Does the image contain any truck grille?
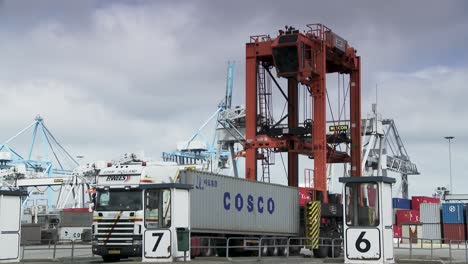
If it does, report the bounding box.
[95,218,140,246]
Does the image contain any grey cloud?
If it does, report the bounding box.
[0,1,466,196]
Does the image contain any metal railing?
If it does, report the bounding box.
[395,237,468,263]
[190,236,344,261]
[21,239,94,262]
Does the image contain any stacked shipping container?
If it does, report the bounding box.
[442,203,466,242]
[392,198,411,238]
[392,196,440,242]
[412,196,440,211]
[420,203,442,242]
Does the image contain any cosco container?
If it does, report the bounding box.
[442,203,465,224]
[420,203,441,224]
[411,196,440,211]
[392,198,411,209]
[396,210,420,225]
[179,170,300,236]
[421,223,442,242]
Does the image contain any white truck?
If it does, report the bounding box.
[91,160,300,262]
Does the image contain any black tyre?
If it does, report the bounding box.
[313,243,328,258]
[328,243,341,258]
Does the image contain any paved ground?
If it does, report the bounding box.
[20,244,468,263]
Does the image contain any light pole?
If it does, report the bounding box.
[444,136,454,193]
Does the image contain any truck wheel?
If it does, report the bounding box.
[312,244,328,258]
[102,255,120,262]
[277,239,289,256]
[328,244,341,258]
[267,243,278,256]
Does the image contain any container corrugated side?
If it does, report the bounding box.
[396,210,420,225]
[401,224,419,244]
[59,211,93,227]
[442,203,465,224]
[180,170,300,236]
[412,196,440,211]
[420,203,441,224]
[421,223,442,242]
[393,198,411,209]
[443,224,466,243]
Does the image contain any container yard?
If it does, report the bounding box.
[0,1,467,264]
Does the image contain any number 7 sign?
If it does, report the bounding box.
[144,230,171,258]
[346,229,381,260]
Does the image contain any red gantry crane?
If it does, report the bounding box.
[243,24,362,257]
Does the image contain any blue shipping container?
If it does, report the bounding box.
[393,198,411,209]
[442,203,465,224]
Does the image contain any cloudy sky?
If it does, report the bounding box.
[0,1,467,196]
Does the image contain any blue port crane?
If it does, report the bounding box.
[162,61,237,172]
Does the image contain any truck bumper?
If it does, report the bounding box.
[92,244,142,258]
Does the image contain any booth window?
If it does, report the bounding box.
[345,183,379,226]
[145,189,171,228]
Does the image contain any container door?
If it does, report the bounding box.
[0,195,21,260]
[143,189,172,260]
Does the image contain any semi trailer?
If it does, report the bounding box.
[91,159,342,262]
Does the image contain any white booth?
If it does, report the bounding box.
[339,176,395,264]
[0,189,27,263]
[142,183,191,263]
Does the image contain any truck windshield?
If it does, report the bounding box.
[96,190,142,211]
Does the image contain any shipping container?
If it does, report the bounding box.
[393,225,402,238]
[396,210,420,225]
[443,224,466,243]
[21,224,41,245]
[421,223,442,242]
[393,198,411,209]
[420,203,441,224]
[411,196,440,211]
[299,187,312,206]
[442,203,465,224]
[402,224,419,243]
[392,209,399,225]
[59,210,93,227]
[180,170,300,236]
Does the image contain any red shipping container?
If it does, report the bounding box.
[393,225,402,238]
[299,188,312,206]
[443,224,466,243]
[396,210,420,225]
[411,196,440,211]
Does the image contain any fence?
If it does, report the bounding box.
[21,239,95,262]
[395,237,468,263]
[21,236,468,263]
[191,236,343,261]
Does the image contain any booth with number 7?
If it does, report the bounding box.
[339,176,395,264]
[141,183,191,263]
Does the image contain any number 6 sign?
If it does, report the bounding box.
[346,229,380,260]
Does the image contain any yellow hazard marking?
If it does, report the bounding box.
[304,201,321,250]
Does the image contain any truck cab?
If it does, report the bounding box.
[91,161,185,262]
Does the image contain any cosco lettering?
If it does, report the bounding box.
[223,192,275,214]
